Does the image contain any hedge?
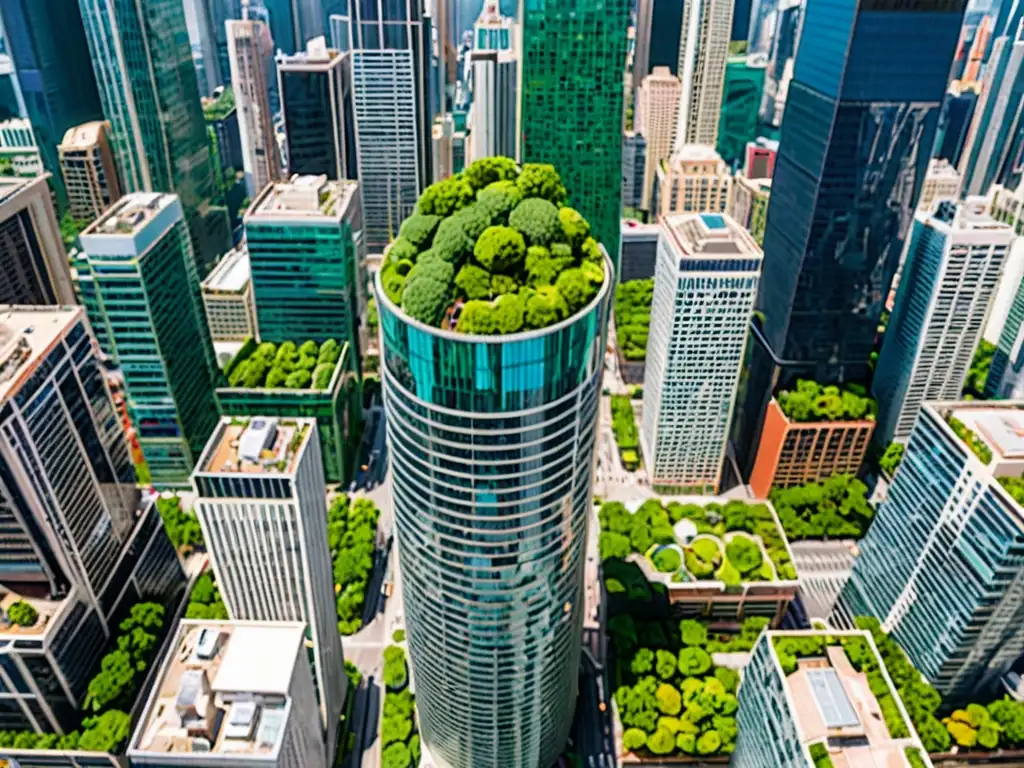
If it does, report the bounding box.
[328,495,380,635]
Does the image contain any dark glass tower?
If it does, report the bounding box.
[733,0,967,478]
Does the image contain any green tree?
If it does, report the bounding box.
[7,600,37,627]
[417,177,473,216]
[508,197,563,246]
[79,710,131,752]
[516,163,566,204]
[473,225,526,273]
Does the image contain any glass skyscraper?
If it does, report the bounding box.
[520,0,630,268]
[376,253,613,768]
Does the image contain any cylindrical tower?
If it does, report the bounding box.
[375,158,611,768]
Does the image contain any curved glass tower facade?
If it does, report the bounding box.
[377,258,611,768]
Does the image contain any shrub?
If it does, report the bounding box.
[382,267,406,305]
[312,363,334,389]
[622,727,646,751]
[382,742,412,768]
[453,203,492,240]
[401,276,449,326]
[455,263,492,300]
[725,535,763,574]
[559,206,590,248]
[398,213,440,250]
[7,601,37,627]
[509,198,563,246]
[647,726,676,754]
[285,369,311,389]
[386,237,418,265]
[524,286,568,329]
[880,442,905,476]
[656,683,682,715]
[555,268,597,313]
[477,180,523,222]
[680,620,708,648]
[456,300,497,334]
[432,216,474,263]
[949,415,994,464]
[491,274,517,295]
[417,177,473,216]
[463,156,518,190]
[516,163,566,204]
[474,225,526,273]
[652,548,681,573]
[770,475,875,541]
[777,379,876,422]
[678,647,712,676]
[494,293,525,334]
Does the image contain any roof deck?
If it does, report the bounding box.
[0,306,81,403]
[199,417,312,476]
[0,588,68,637]
[86,193,178,237]
[131,621,303,758]
[247,174,357,221]
[662,212,762,262]
[203,247,251,294]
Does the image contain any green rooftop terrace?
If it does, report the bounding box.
[378,156,607,335]
[777,379,877,423]
[225,339,342,390]
[203,86,235,121]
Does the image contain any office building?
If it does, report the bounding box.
[0,0,103,206]
[468,1,517,161]
[129,620,327,768]
[637,67,681,211]
[728,173,771,246]
[747,0,777,56]
[964,14,994,84]
[201,245,257,343]
[245,175,362,346]
[227,17,281,199]
[838,401,1024,701]
[621,221,660,281]
[634,0,685,88]
[0,174,74,305]
[78,193,219,485]
[674,0,733,149]
[621,131,647,211]
[874,201,1012,444]
[918,158,962,214]
[0,305,186,732]
[192,418,346,754]
[641,213,761,493]
[521,0,629,267]
[78,0,230,273]
[936,84,979,167]
[203,86,244,178]
[717,53,767,167]
[744,137,777,179]
[757,0,804,133]
[734,630,932,768]
[58,121,121,221]
[984,182,1024,352]
[0,117,43,177]
[734,0,966,480]
[278,37,354,181]
[188,0,225,97]
[655,145,732,217]
[788,540,859,622]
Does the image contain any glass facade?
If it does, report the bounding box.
[378,260,611,768]
[717,57,765,167]
[279,54,353,180]
[520,0,630,270]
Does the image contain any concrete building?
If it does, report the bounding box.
[78,193,220,485]
[201,245,257,343]
[192,418,345,756]
[838,401,1024,702]
[620,220,660,281]
[655,145,732,217]
[621,131,647,211]
[468,1,518,161]
[0,305,186,732]
[728,173,771,247]
[227,17,281,199]
[204,86,244,179]
[129,621,326,767]
[641,213,761,493]
[735,630,933,768]
[874,200,1013,444]
[0,174,74,305]
[0,117,44,177]
[917,158,962,214]
[985,182,1024,349]
[757,0,804,132]
[717,53,767,167]
[744,137,777,179]
[245,175,362,345]
[58,121,121,221]
[788,540,858,623]
[637,67,681,211]
[674,0,733,149]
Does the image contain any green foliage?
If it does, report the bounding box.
[463,156,518,190]
[656,649,678,680]
[185,571,229,620]
[328,496,380,635]
[398,213,441,250]
[401,274,450,326]
[555,267,597,313]
[558,207,590,248]
[387,237,418,264]
[948,415,994,464]
[382,742,412,768]
[964,339,996,398]
[904,748,927,768]
[431,216,474,264]
[622,727,646,751]
[6,600,37,627]
[493,293,526,334]
[382,267,407,305]
[610,395,639,458]
[155,494,203,556]
[777,379,877,422]
[809,742,835,768]
[508,198,563,246]
[417,177,473,216]
[524,286,569,329]
[452,203,492,241]
[456,300,497,334]
[516,163,567,205]
[724,535,763,575]
[393,629,406,643]
[652,548,681,573]
[380,645,419,767]
[78,710,131,752]
[383,645,409,690]
[677,647,712,676]
[225,339,336,390]
[477,180,523,222]
[655,683,682,715]
[473,225,526,273]
[880,442,905,476]
[84,602,164,714]
[680,620,708,648]
[769,474,875,541]
[455,263,492,300]
[615,279,653,360]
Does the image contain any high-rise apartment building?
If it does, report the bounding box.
[521,0,629,268]
[468,2,517,162]
[634,0,685,88]
[0,174,74,306]
[245,175,362,345]
[717,53,766,167]
[192,417,346,755]
[733,0,967,479]
[0,117,44,177]
[0,305,186,732]
[621,131,647,211]
[838,401,1024,701]
[333,0,430,252]
[201,244,257,343]
[130,621,327,768]
[655,145,732,217]
[78,193,220,485]
[874,201,1013,444]
[641,213,761,492]
[637,67,681,211]
[78,0,230,272]
[673,0,734,149]
[757,0,803,133]
[58,121,122,222]
[278,37,354,181]
[936,83,979,167]
[917,158,962,213]
[227,17,281,199]
[984,182,1024,352]
[728,173,771,246]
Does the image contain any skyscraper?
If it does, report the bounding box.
[192,417,346,755]
[278,37,354,180]
[637,67,681,211]
[520,0,629,268]
[655,145,732,216]
[78,193,220,485]
[717,53,766,167]
[873,200,1013,445]
[58,121,122,222]
[77,0,230,272]
[673,0,734,149]
[635,0,686,88]
[838,401,1024,702]
[245,175,362,346]
[917,158,962,214]
[733,0,967,478]
[641,213,761,492]
[0,305,186,731]
[757,0,804,133]
[468,1,517,161]
[227,16,281,199]
[0,174,74,305]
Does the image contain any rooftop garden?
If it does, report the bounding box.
[597,498,797,584]
[610,395,641,470]
[947,415,993,464]
[202,85,235,121]
[768,474,875,541]
[225,338,342,390]
[328,494,380,635]
[963,340,996,399]
[184,571,228,620]
[880,443,905,477]
[379,156,606,335]
[997,475,1024,506]
[614,279,653,361]
[6,600,38,628]
[776,379,877,423]
[156,493,203,556]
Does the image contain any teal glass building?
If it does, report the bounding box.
[376,255,612,768]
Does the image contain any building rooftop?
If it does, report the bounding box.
[662,212,762,260]
[276,35,341,67]
[198,417,313,476]
[939,402,1024,466]
[0,587,68,637]
[926,157,961,181]
[203,247,251,294]
[0,175,34,206]
[0,306,81,404]
[85,193,178,237]
[59,121,107,149]
[927,197,1014,235]
[131,621,304,759]
[248,174,357,221]
[668,144,726,164]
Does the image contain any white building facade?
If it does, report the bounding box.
[674,0,733,148]
[468,1,518,162]
[638,67,681,211]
